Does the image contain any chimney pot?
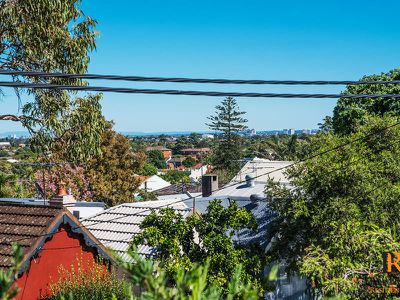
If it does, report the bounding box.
[57,180,67,197]
[50,180,75,207]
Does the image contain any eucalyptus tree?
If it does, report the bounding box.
[0,0,105,162]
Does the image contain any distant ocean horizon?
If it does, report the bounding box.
[0,129,319,138]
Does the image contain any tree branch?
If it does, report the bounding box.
[0,114,37,122]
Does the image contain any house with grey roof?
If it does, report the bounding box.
[179,158,309,300]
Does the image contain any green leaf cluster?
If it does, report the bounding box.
[266,115,400,299]
[207,97,248,174]
[132,200,265,296]
[160,170,190,184]
[0,244,23,300]
[1,0,105,163]
[333,68,400,134]
[121,248,260,300]
[147,150,168,170]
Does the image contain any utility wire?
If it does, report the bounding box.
[1,70,400,86]
[0,81,400,99]
[3,121,400,247]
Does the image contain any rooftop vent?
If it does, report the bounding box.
[245,174,256,187]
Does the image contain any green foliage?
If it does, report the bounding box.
[318,116,333,133]
[160,170,190,184]
[140,163,159,176]
[136,189,158,201]
[266,115,400,299]
[183,156,197,168]
[43,248,259,300]
[0,151,9,158]
[207,97,248,137]
[132,200,265,295]
[24,93,106,164]
[241,134,311,161]
[86,122,146,206]
[147,150,167,169]
[0,172,29,198]
[1,0,97,74]
[207,97,248,173]
[0,244,23,300]
[47,260,131,300]
[333,68,400,134]
[0,159,35,197]
[1,0,105,163]
[119,247,259,300]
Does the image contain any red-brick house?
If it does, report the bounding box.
[180,148,210,156]
[0,203,113,300]
[145,146,172,159]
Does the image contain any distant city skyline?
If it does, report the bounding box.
[1,1,400,133]
[0,128,319,139]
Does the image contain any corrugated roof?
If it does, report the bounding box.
[212,158,292,199]
[82,200,191,259]
[230,158,292,184]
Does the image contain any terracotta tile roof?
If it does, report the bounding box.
[0,204,63,268]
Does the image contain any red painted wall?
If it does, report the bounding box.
[13,224,101,300]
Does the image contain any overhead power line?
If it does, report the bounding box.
[1,70,400,86]
[1,81,400,99]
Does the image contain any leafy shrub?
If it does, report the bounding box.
[160,170,190,184]
[47,259,131,300]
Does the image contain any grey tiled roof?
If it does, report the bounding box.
[82,200,191,260]
[232,201,276,250]
[184,197,276,250]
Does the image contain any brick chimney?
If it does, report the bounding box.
[49,181,76,207]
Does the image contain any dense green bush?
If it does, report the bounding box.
[160,169,190,184]
[47,260,131,300]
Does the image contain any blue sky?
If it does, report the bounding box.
[1,0,400,133]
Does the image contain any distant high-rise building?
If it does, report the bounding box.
[201,133,214,139]
[289,128,295,135]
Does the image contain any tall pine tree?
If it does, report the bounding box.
[207,97,248,174]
